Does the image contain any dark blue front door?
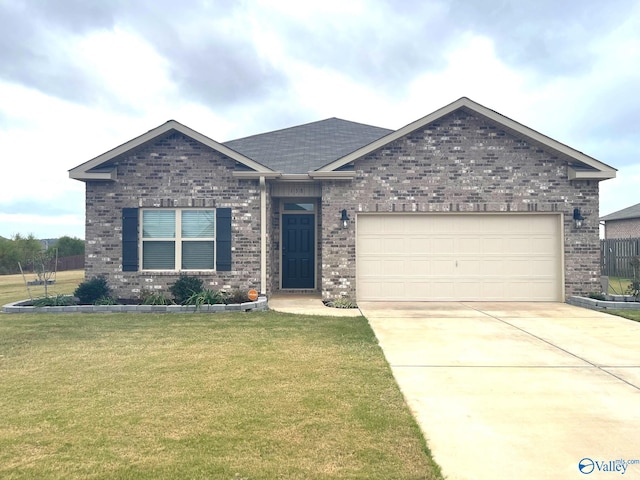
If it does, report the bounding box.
[282,214,315,288]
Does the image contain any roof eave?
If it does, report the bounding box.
[308,171,355,180]
[232,171,283,179]
[316,97,617,178]
[568,166,616,181]
[70,120,275,180]
[277,174,312,181]
[601,216,627,222]
[69,168,117,182]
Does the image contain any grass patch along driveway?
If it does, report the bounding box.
[608,309,640,322]
[0,311,442,480]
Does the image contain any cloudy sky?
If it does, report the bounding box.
[1,0,639,239]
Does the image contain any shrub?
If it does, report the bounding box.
[33,295,77,307]
[185,289,226,308]
[74,276,112,305]
[225,289,250,304]
[140,290,174,305]
[95,296,117,305]
[169,275,204,305]
[325,297,358,309]
[627,256,640,299]
[587,292,606,301]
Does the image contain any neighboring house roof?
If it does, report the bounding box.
[600,202,640,221]
[318,97,617,180]
[223,118,392,174]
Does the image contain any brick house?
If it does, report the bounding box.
[69,97,616,302]
[600,203,640,239]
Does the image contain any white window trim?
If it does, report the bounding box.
[141,208,216,271]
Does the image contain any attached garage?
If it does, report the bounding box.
[356,214,563,302]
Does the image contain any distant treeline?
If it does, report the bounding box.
[0,234,85,275]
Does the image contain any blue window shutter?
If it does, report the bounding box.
[216,208,232,271]
[122,208,139,272]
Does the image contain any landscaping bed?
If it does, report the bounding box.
[2,296,267,314]
[2,274,268,314]
[567,295,640,311]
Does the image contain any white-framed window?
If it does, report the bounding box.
[141,209,215,270]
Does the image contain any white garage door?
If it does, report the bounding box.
[356,214,563,301]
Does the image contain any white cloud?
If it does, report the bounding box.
[405,34,528,118]
[73,27,175,111]
[1,0,639,239]
[254,0,367,18]
[0,212,84,239]
[0,85,83,202]
[600,164,640,217]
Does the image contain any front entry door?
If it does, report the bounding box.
[282,214,315,288]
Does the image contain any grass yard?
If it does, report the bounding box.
[602,277,640,323]
[607,310,640,322]
[0,282,442,479]
[606,276,633,295]
[0,270,84,306]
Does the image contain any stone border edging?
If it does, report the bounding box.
[2,297,268,314]
[568,296,640,311]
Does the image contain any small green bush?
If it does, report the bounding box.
[627,256,640,298]
[185,289,226,308]
[587,292,606,300]
[94,296,117,305]
[33,295,77,307]
[325,297,358,309]
[74,276,112,305]
[225,289,250,304]
[169,275,204,305]
[140,290,174,305]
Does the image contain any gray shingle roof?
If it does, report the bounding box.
[223,118,393,174]
[600,202,640,221]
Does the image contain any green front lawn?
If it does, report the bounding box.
[607,310,640,322]
[0,312,442,480]
[603,277,640,322]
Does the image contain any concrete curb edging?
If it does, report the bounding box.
[567,295,640,310]
[2,297,268,314]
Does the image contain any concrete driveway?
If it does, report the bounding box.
[359,302,640,480]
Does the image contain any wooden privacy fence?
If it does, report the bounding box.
[601,238,640,278]
[56,255,84,271]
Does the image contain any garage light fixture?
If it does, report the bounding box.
[340,209,350,229]
[573,208,585,228]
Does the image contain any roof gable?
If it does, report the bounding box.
[69,120,274,181]
[224,118,392,174]
[317,97,616,180]
[601,202,640,221]
[69,98,616,181]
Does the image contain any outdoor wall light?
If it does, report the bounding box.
[340,209,350,229]
[573,208,585,229]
